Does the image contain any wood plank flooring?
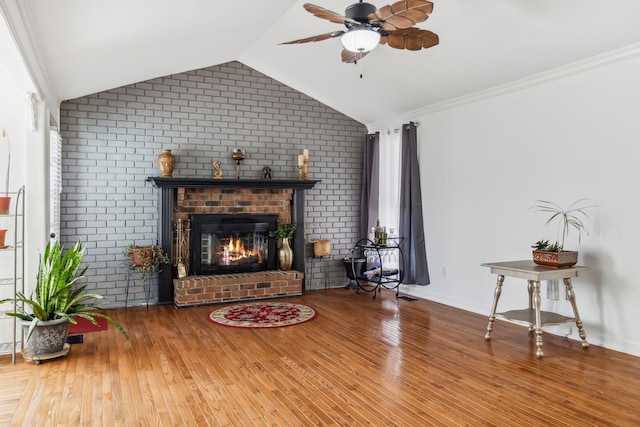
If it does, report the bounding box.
[1,288,639,426]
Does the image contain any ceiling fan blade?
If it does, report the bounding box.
[341,49,370,63]
[369,0,434,31]
[380,27,439,51]
[280,31,345,45]
[304,3,360,25]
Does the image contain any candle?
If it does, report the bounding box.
[298,154,304,166]
[303,148,309,160]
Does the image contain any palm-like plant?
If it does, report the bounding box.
[533,199,594,248]
[0,240,128,340]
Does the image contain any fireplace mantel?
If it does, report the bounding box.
[147,177,320,190]
[147,176,320,304]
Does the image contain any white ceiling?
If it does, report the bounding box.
[9,0,640,126]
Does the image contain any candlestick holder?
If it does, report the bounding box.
[231,148,246,179]
[303,158,309,180]
[298,165,304,180]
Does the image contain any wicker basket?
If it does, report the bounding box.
[313,240,331,258]
[129,246,154,267]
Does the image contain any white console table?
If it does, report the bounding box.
[482,260,589,358]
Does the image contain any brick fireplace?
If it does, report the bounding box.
[148,177,319,306]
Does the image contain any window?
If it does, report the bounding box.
[49,128,62,239]
[377,129,401,237]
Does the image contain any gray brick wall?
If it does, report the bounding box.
[59,61,365,305]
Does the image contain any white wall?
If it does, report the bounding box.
[0,61,28,346]
[0,18,49,348]
[398,51,640,356]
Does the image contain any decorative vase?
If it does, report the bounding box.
[158,149,175,177]
[0,229,6,248]
[278,237,293,271]
[0,196,10,215]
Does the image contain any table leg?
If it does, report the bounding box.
[527,280,534,332]
[533,280,544,358]
[485,274,504,340]
[563,278,589,348]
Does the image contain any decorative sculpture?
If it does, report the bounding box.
[231,149,246,179]
[262,166,272,179]
[212,160,223,179]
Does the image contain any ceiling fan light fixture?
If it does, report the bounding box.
[341,27,380,53]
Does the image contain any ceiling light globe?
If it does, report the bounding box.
[341,28,380,53]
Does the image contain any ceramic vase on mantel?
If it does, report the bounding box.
[158,149,175,177]
[278,237,293,271]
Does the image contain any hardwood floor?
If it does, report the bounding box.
[1,288,639,426]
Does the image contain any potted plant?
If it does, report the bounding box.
[0,128,11,214]
[0,240,128,358]
[268,221,297,271]
[0,221,7,248]
[531,199,593,267]
[124,244,170,281]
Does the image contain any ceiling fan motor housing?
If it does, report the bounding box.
[345,2,377,23]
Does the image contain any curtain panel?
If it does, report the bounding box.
[360,132,380,240]
[399,123,430,285]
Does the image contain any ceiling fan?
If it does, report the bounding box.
[281,0,439,63]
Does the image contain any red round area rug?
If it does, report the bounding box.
[208,302,318,328]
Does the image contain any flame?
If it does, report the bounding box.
[221,237,262,263]
[227,237,245,255]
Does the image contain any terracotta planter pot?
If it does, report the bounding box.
[0,229,6,248]
[532,250,578,267]
[0,196,10,214]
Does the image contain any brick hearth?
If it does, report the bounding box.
[174,270,303,307]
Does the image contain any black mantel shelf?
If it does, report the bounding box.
[147,177,321,190]
[148,176,320,304]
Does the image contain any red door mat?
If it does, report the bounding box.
[68,312,108,334]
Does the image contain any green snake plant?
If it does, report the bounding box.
[0,240,128,340]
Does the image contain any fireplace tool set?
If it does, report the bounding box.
[176,219,190,278]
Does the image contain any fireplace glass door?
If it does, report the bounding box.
[190,214,277,275]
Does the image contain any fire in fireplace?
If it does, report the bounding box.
[190,214,278,275]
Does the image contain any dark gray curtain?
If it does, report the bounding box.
[360,133,379,241]
[399,122,430,285]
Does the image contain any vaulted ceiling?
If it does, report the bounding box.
[5,0,640,126]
